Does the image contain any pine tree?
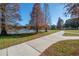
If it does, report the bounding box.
[57,17,64,30]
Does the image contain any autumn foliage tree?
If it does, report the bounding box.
[30,3,46,33]
[0,3,21,35]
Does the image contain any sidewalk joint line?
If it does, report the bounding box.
[26,43,42,54]
[6,48,8,56]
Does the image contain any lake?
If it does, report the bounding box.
[0,29,36,34]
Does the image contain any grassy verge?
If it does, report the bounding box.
[41,40,79,56]
[64,33,79,36]
[65,30,79,33]
[0,30,59,49]
[63,30,79,36]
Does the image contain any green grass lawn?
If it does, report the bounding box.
[64,30,79,36]
[65,30,79,33]
[41,40,79,56]
[0,30,59,49]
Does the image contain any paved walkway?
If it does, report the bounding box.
[0,31,79,56]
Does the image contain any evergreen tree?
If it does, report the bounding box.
[57,17,64,30]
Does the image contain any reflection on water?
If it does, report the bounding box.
[0,29,36,34]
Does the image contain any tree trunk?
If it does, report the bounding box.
[1,26,7,35]
[36,20,38,33]
[45,27,47,32]
[36,27,38,33]
[36,14,39,33]
[1,12,7,35]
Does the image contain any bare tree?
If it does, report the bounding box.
[44,4,51,32]
[65,3,79,18]
[0,3,21,35]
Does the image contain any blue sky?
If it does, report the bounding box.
[19,3,70,26]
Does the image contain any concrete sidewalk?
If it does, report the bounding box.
[0,31,79,56]
[0,43,40,56]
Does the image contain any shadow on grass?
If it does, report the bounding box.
[0,33,37,39]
